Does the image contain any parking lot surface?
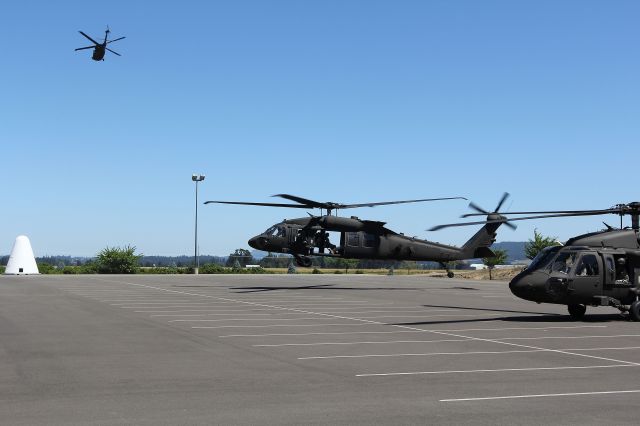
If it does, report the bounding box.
[1,274,638,425]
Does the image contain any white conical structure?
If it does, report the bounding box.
[5,235,39,275]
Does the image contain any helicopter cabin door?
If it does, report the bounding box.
[568,253,602,303]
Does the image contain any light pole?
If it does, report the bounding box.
[192,174,205,274]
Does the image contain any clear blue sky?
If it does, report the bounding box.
[1,1,639,257]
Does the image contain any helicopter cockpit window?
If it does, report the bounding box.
[550,252,578,274]
[528,246,561,270]
[276,227,287,237]
[264,226,277,236]
[576,254,599,276]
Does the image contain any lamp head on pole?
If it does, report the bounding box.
[192,174,205,182]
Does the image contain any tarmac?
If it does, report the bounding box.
[1,273,639,425]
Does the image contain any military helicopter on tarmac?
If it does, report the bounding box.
[205,193,514,278]
[75,27,125,61]
[429,202,640,321]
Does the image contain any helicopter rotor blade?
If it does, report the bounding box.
[504,221,517,230]
[468,202,489,215]
[272,194,326,208]
[273,194,467,210]
[341,197,467,209]
[78,31,100,45]
[494,192,510,212]
[75,46,95,51]
[462,209,613,218]
[205,200,313,208]
[107,36,126,44]
[429,210,619,232]
[106,48,121,56]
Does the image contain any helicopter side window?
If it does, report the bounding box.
[550,252,578,274]
[363,233,376,248]
[347,232,360,247]
[575,254,599,276]
[276,226,287,237]
[264,226,277,236]
[614,256,629,283]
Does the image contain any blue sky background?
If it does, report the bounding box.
[1,1,639,256]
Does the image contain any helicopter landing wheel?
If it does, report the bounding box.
[447,271,454,278]
[630,301,640,322]
[567,304,586,320]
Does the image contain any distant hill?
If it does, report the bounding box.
[491,241,527,263]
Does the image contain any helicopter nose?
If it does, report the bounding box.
[248,235,268,250]
[509,272,547,302]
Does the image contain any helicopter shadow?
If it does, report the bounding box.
[397,304,629,325]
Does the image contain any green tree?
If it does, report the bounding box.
[525,229,561,260]
[483,249,508,280]
[226,248,254,267]
[96,245,142,274]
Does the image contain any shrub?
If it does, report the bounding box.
[199,264,226,274]
[334,270,343,274]
[38,263,60,274]
[96,245,142,274]
[355,270,364,274]
[312,268,322,274]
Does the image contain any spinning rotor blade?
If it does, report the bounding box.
[429,210,618,232]
[273,194,466,210]
[272,194,326,209]
[107,36,126,44]
[462,208,613,218]
[75,45,95,51]
[342,197,467,208]
[205,200,312,208]
[468,202,489,215]
[78,31,99,45]
[494,192,510,212]
[106,48,121,56]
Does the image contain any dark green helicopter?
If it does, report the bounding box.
[430,202,640,321]
[75,27,125,61]
[205,193,513,277]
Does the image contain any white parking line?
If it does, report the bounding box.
[193,323,379,329]
[151,312,310,317]
[356,364,637,377]
[254,339,471,347]
[500,334,640,341]
[349,313,501,319]
[221,325,607,339]
[218,325,607,340]
[136,309,280,313]
[170,317,329,323]
[300,349,548,360]
[440,389,640,402]
[298,346,640,360]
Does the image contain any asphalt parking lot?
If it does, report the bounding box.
[1,274,639,425]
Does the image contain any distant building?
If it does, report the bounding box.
[469,263,488,270]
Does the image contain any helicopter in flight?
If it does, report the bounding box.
[75,27,125,61]
[205,193,514,277]
[430,202,640,321]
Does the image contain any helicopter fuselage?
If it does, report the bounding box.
[248,215,498,264]
[510,229,640,309]
[91,45,106,61]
